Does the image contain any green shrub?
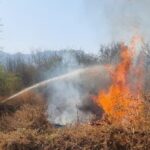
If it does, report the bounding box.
[0,66,22,96]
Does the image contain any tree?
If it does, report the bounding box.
[99,43,121,64]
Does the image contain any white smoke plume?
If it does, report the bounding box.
[45,65,111,125]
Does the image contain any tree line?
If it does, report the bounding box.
[1,43,150,96]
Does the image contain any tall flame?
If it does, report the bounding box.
[96,36,143,124]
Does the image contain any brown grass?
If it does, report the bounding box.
[0,92,150,150]
[0,123,150,150]
[0,92,50,132]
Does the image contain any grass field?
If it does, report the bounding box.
[0,92,150,150]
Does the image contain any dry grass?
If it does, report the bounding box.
[0,123,150,150]
[0,92,50,132]
[0,92,150,150]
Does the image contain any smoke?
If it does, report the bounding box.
[45,65,111,125]
[84,0,150,44]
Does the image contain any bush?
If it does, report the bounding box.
[0,66,22,96]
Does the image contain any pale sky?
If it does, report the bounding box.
[0,0,149,53]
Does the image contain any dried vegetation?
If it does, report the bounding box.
[0,92,150,150]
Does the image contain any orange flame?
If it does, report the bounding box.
[96,36,143,124]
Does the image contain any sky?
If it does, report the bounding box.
[0,0,149,53]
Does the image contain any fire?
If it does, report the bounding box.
[96,36,143,124]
